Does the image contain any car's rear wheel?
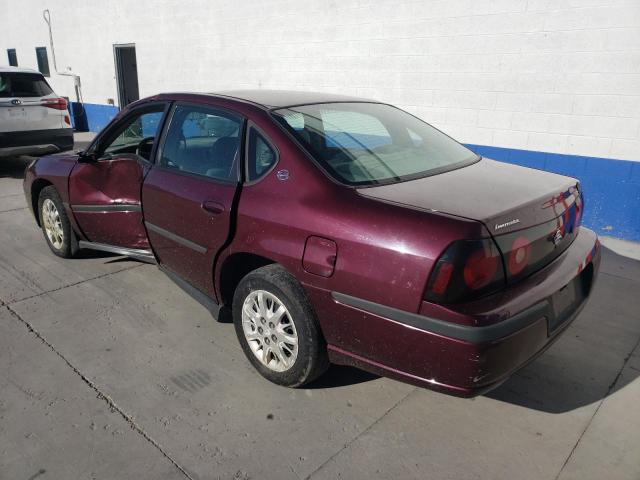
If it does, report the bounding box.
[232,264,329,387]
[38,186,78,258]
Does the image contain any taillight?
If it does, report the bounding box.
[431,262,454,296]
[463,248,499,289]
[507,236,531,276]
[425,239,505,304]
[42,97,68,110]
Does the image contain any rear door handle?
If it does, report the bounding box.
[201,200,225,215]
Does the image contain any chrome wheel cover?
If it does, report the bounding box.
[241,290,298,372]
[42,199,64,250]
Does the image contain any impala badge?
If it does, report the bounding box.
[494,218,520,231]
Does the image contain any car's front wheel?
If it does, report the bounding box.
[38,186,78,258]
[232,264,329,387]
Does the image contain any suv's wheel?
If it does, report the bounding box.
[232,264,329,387]
[38,186,78,258]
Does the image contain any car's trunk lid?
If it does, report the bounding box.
[358,158,583,282]
[357,158,579,233]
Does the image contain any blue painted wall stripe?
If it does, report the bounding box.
[465,144,640,243]
[68,102,119,133]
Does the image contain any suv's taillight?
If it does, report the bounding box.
[425,238,506,304]
[41,97,68,110]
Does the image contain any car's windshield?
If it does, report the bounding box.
[272,102,477,187]
[0,72,53,98]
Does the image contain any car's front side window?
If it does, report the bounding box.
[102,109,165,160]
[159,105,242,182]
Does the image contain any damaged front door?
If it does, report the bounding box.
[68,103,167,249]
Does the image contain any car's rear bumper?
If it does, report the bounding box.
[0,128,74,156]
[311,227,600,397]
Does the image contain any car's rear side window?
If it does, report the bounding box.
[159,105,243,182]
[0,72,53,98]
[273,102,477,187]
[246,127,277,182]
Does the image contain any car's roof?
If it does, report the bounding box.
[0,66,42,74]
[211,89,375,109]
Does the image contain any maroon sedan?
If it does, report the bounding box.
[23,91,600,396]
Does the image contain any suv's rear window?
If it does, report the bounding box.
[0,72,54,98]
[272,102,477,187]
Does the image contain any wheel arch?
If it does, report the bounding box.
[30,178,54,226]
[217,252,277,307]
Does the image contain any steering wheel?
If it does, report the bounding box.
[135,136,155,160]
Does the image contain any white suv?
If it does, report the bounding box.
[0,66,73,157]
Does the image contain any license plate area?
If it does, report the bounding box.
[548,274,584,334]
[8,107,27,118]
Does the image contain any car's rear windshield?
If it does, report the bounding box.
[0,72,54,98]
[272,102,477,187]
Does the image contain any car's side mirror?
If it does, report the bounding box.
[78,151,115,163]
[77,151,97,163]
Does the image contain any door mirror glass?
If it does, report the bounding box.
[77,151,97,163]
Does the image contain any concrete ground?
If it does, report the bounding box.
[1,139,639,480]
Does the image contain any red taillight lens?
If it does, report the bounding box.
[507,236,532,276]
[425,239,505,304]
[42,97,68,110]
[463,248,499,290]
[431,262,454,296]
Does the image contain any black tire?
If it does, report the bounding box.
[232,264,329,387]
[38,186,78,258]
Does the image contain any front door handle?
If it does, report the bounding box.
[201,200,225,215]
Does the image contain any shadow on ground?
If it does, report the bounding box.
[0,155,34,179]
[74,249,118,260]
[308,364,380,389]
[487,246,640,413]
[216,306,380,388]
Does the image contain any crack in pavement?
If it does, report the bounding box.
[0,207,28,214]
[553,333,640,480]
[4,304,195,480]
[305,387,417,480]
[2,263,145,307]
[599,270,640,284]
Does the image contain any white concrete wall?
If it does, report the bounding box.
[2,0,639,160]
